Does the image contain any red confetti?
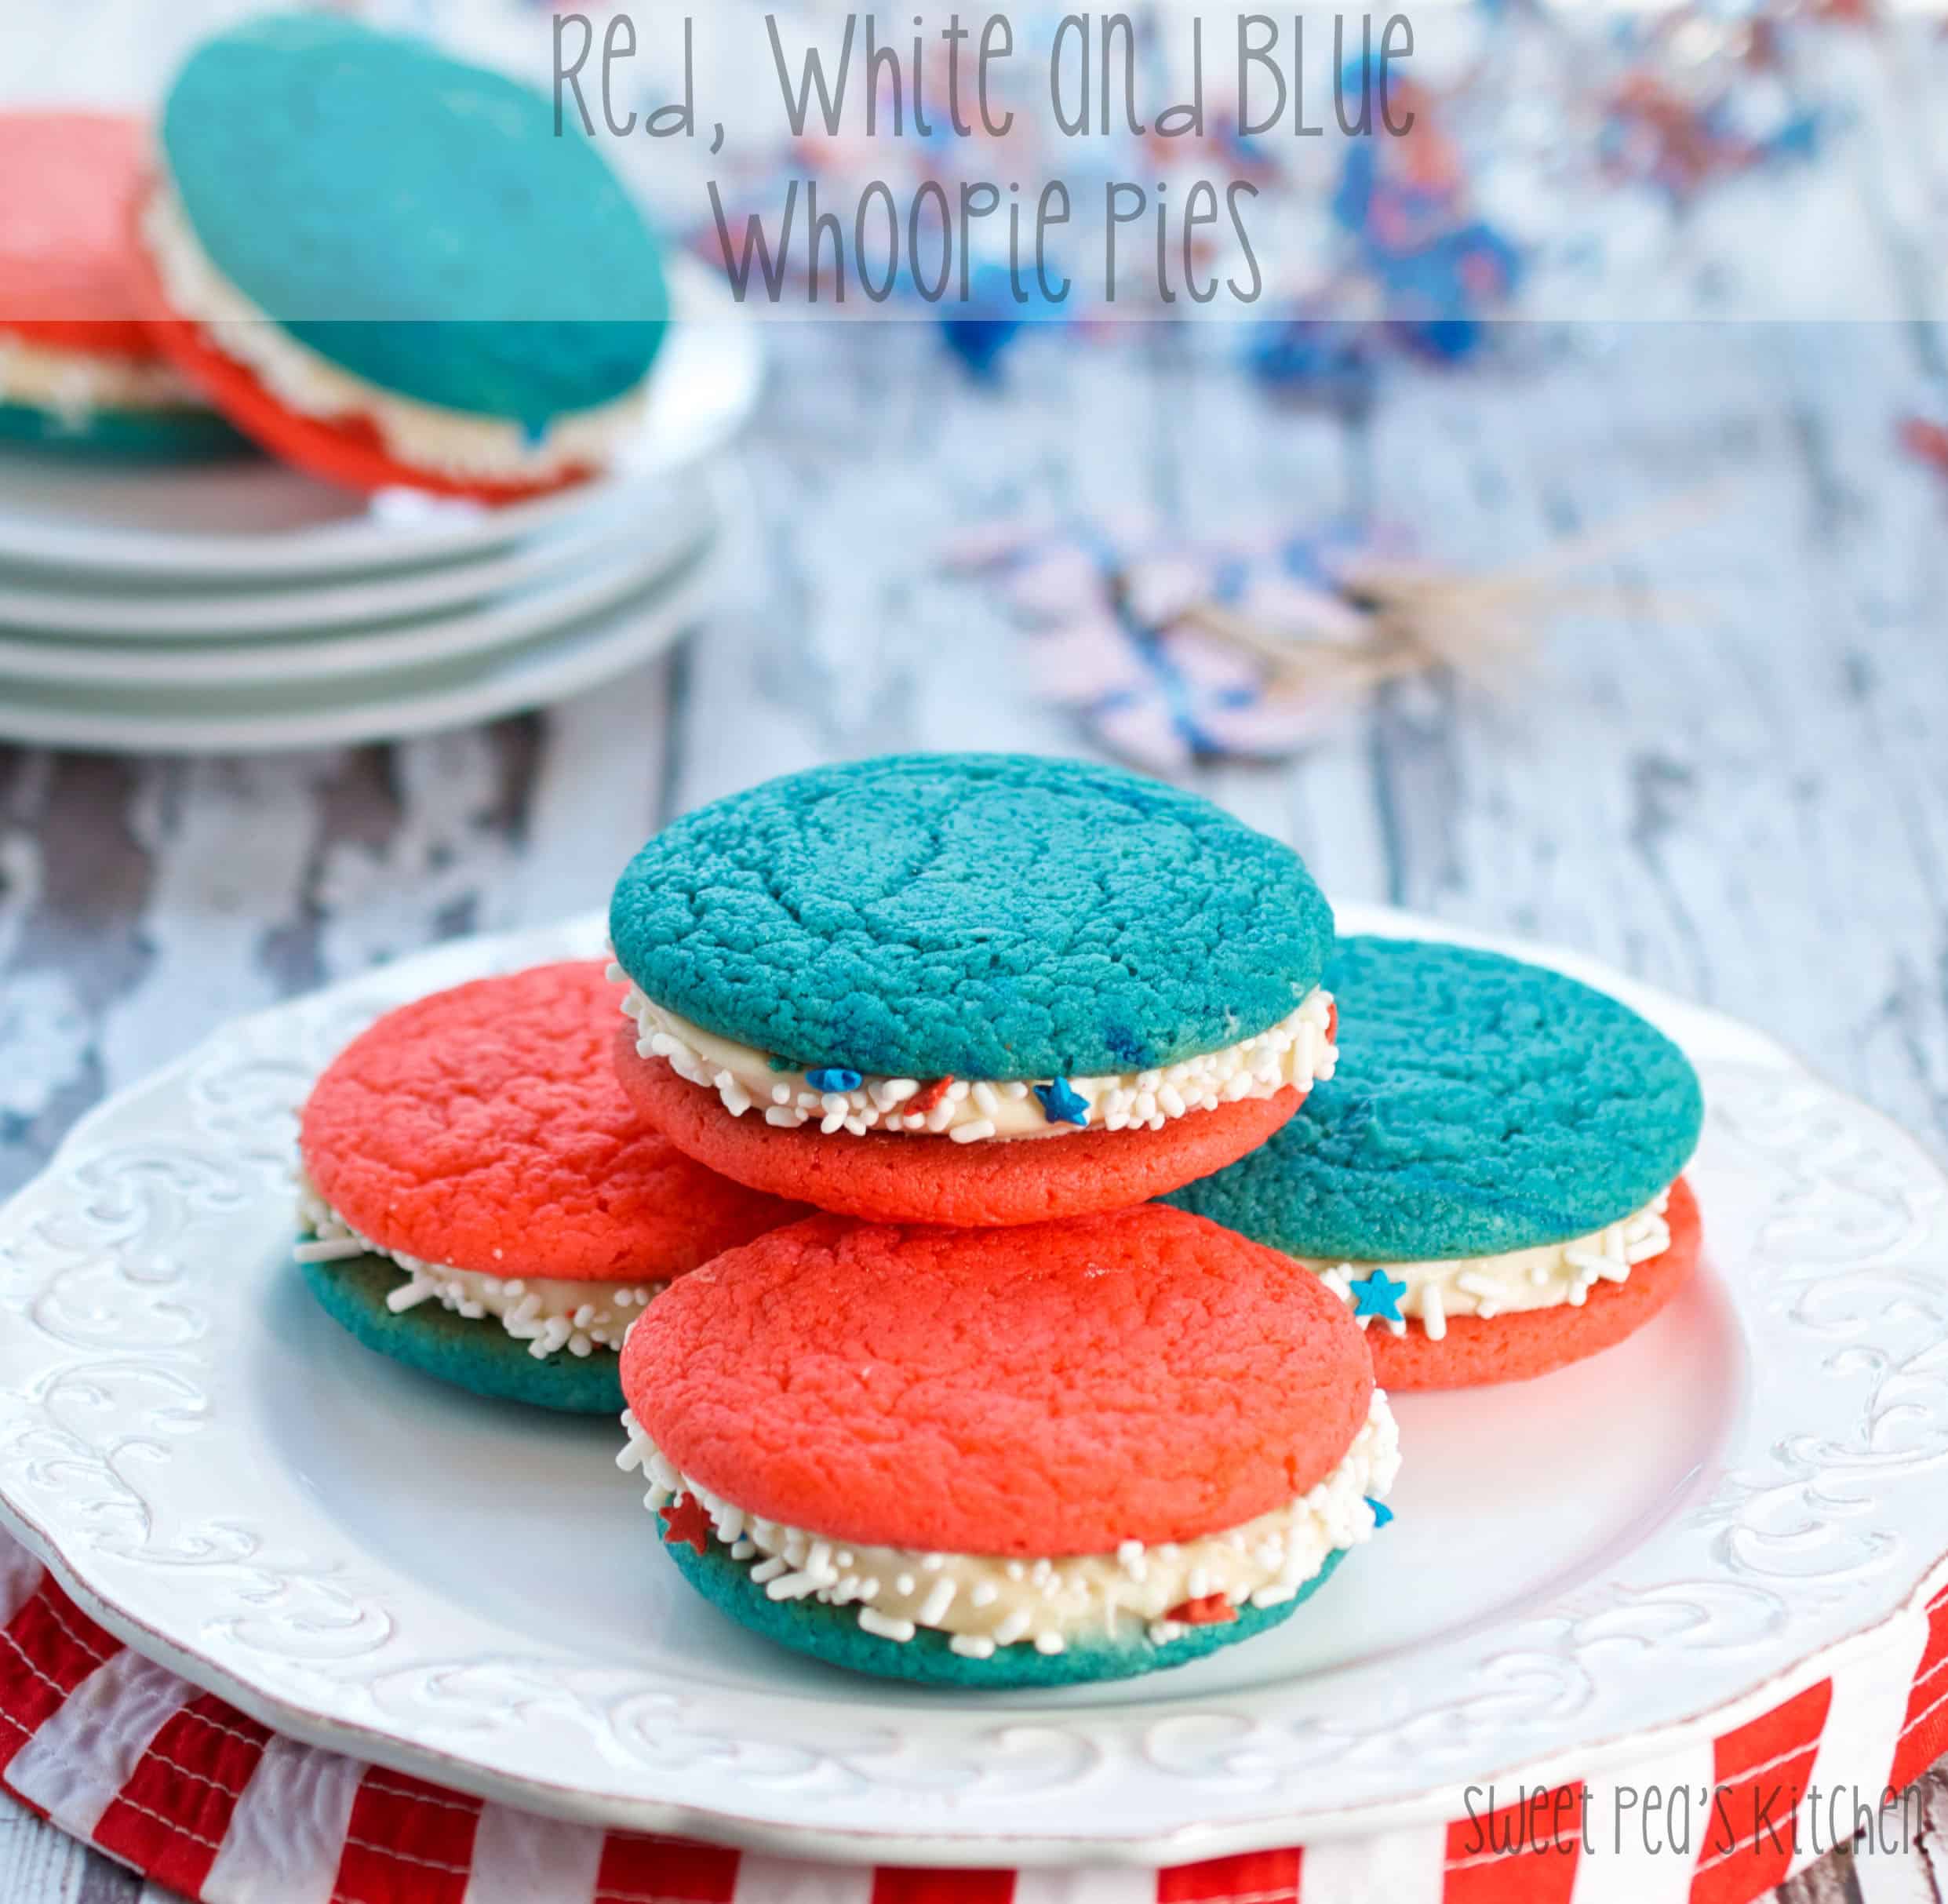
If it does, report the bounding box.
[908,1077,955,1116]
[1164,1594,1240,1626]
[1900,417,1948,477]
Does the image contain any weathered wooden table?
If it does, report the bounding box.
[4,319,1947,1899]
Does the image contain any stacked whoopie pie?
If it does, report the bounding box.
[0,111,239,457]
[290,752,1708,1692]
[1170,936,1706,1389]
[604,753,1399,1686]
[293,961,807,1416]
[129,14,668,501]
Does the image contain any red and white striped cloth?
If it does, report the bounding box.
[4,1528,1946,1904]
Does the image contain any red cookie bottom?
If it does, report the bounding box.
[1367,1176,1702,1390]
[128,198,588,504]
[614,1033,1307,1227]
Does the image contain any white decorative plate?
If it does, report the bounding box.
[0,488,714,688]
[0,540,714,752]
[0,486,692,642]
[1,905,1944,1866]
[0,262,757,582]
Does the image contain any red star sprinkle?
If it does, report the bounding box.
[658,1494,714,1556]
[1164,1593,1239,1626]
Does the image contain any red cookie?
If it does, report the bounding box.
[1366,1177,1702,1391]
[0,113,160,361]
[301,961,807,1282]
[621,1203,1375,1556]
[614,1036,1308,1228]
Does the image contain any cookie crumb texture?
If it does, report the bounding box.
[300,960,805,1280]
[616,1036,1303,1225]
[1369,1176,1702,1389]
[664,1533,1344,1688]
[608,754,1335,1082]
[1170,936,1704,1260]
[621,1203,1373,1557]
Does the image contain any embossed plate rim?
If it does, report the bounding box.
[2,903,1945,1866]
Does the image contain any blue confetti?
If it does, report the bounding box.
[1032,1078,1091,1126]
[807,1066,863,1093]
[1349,1269,1408,1324]
[1365,1495,1395,1529]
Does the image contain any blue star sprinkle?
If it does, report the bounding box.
[806,1066,863,1093]
[1365,1496,1395,1530]
[1033,1078,1091,1126]
[1348,1269,1408,1325]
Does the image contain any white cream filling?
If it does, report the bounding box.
[0,329,202,420]
[142,186,654,483]
[1308,1189,1673,1341]
[294,1173,660,1359]
[616,970,1336,1143]
[619,1389,1397,1654]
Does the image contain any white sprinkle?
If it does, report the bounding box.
[858,1608,917,1642]
[765,1570,827,1601]
[293,1235,369,1264]
[1421,1282,1447,1342]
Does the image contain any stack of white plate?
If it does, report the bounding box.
[0,264,757,753]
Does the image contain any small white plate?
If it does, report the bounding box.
[0,490,713,687]
[0,262,758,583]
[0,491,678,641]
[0,906,1943,1865]
[0,543,714,752]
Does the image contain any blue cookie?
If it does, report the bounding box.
[0,402,246,460]
[1167,935,1704,1259]
[609,752,1335,1081]
[659,1531,1344,1688]
[159,14,666,431]
[298,1250,623,1416]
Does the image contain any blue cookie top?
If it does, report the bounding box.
[1167,937,1702,1258]
[609,753,1335,1082]
[161,15,666,428]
